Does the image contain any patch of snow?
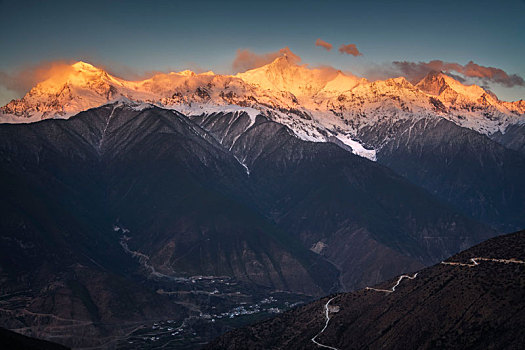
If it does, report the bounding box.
[310,241,327,254]
[168,103,260,127]
[335,134,376,161]
[233,155,250,175]
[0,112,50,124]
[130,102,154,111]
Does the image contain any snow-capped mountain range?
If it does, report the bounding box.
[1,57,523,160]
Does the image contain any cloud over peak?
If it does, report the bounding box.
[232,47,301,73]
[0,60,75,96]
[392,60,525,87]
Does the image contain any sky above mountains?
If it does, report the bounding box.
[0,0,524,105]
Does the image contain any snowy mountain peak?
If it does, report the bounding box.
[320,72,365,94]
[71,61,102,72]
[0,61,121,122]
[270,54,295,65]
[417,70,490,102]
[0,59,523,159]
[237,56,341,97]
[29,60,114,96]
[178,70,197,77]
[416,71,449,95]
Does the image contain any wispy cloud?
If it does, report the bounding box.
[315,38,333,51]
[338,43,362,56]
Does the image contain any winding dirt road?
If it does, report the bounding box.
[441,257,525,267]
[311,297,340,350]
[311,255,524,349]
[365,273,418,293]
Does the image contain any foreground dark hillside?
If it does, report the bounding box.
[208,230,525,350]
[0,327,70,350]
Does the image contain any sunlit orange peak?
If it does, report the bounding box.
[71,61,100,71]
[178,70,196,77]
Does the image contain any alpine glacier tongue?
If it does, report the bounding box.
[0,58,523,161]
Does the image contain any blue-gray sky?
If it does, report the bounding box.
[1,0,524,104]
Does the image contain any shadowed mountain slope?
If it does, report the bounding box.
[208,230,525,350]
[356,116,525,231]
[0,103,501,347]
[191,111,495,290]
